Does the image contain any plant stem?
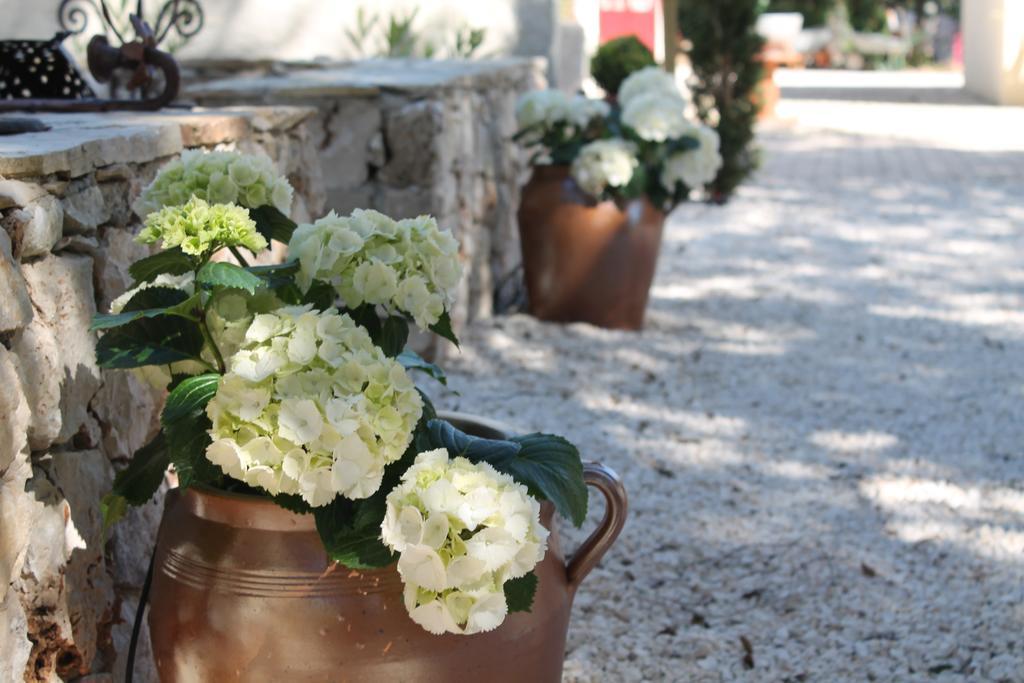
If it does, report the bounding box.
[229,246,251,268]
[198,318,226,373]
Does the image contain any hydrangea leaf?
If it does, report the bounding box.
[378,315,409,358]
[101,433,169,531]
[162,373,220,424]
[425,419,521,462]
[197,261,263,295]
[249,205,298,244]
[314,496,395,569]
[128,247,195,284]
[429,310,460,347]
[162,373,222,489]
[504,572,538,613]
[398,350,447,386]
[90,287,195,331]
[506,433,587,527]
[95,314,205,369]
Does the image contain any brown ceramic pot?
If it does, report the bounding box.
[518,165,665,330]
[148,412,627,682]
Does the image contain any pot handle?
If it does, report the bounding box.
[566,462,628,592]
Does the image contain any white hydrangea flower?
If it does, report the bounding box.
[205,307,423,506]
[661,125,723,192]
[382,449,549,635]
[621,92,694,143]
[569,139,639,198]
[134,149,294,218]
[288,210,462,330]
[617,66,686,107]
[515,90,609,142]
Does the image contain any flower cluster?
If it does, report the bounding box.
[617,66,685,108]
[381,449,549,635]
[621,92,693,143]
[570,139,638,198]
[138,196,267,257]
[661,125,723,192]
[515,90,609,141]
[205,306,423,507]
[288,210,462,329]
[134,149,293,218]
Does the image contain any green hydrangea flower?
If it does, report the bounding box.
[137,196,268,256]
[134,149,294,218]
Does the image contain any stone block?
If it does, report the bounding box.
[378,100,443,186]
[316,98,381,189]
[0,450,33,601]
[20,254,102,447]
[325,184,374,215]
[0,588,31,682]
[1,193,63,258]
[15,465,83,681]
[0,179,48,209]
[91,370,160,465]
[94,227,151,313]
[374,185,435,220]
[0,347,30,473]
[61,178,110,234]
[11,318,63,450]
[97,180,134,229]
[0,228,33,334]
[47,449,116,675]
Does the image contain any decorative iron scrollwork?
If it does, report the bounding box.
[57,0,204,50]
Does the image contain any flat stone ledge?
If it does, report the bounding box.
[185,58,544,101]
[0,106,317,179]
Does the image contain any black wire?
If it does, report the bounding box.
[126,544,156,683]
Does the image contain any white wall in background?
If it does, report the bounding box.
[0,0,549,63]
[963,0,1024,105]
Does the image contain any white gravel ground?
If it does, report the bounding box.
[432,81,1024,682]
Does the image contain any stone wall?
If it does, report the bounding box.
[187,58,543,338]
[0,107,324,682]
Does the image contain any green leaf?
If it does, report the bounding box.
[314,496,395,569]
[162,373,222,489]
[506,433,587,527]
[504,572,538,612]
[90,287,199,331]
[378,316,409,357]
[249,205,298,244]
[425,419,521,462]
[424,420,587,527]
[95,315,205,369]
[162,373,220,424]
[128,247,195,284]
[245,259,300,278]
[398,350,447,386]
[197,261,263,294]
[100,494,128,534]
[246,259,300,289]
[428,310,459,347]
[165,416,220,489]
[101,433,169,531]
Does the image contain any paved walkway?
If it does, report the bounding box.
[438,71,1024,682]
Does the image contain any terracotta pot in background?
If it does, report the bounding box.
[517,165,665,330]
[147,413,627,683]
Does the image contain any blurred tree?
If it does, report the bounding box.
[679,0,765,201]
[767,0,835,27]
[590,36,657,97]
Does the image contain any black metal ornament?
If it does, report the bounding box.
[0,13,182,113]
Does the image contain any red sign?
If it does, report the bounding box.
[599,0,659,53]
